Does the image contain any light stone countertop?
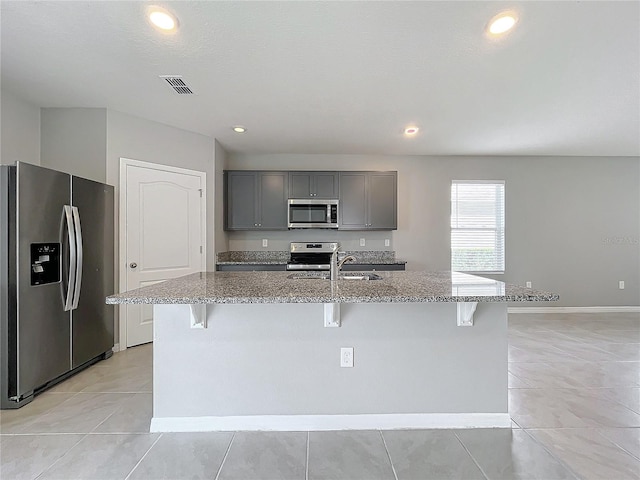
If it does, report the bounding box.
[106,271,559,305]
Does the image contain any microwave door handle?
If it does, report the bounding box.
[62,205,76,311]
[327,205,331,223]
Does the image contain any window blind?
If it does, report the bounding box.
[451,181,505,273]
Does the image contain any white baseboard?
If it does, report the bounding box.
[112,343,120,352]
[150,413,511,432]
[508,306,640,314]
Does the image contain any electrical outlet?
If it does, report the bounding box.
[340,347,354,368]
[385,239,390,247]
[526,281,532,288]
[359,238,366,247]
[619,280,625,289]
[262,239,268,247]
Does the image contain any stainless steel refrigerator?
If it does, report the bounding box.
[1,161,114,409]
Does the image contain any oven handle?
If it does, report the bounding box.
[286,264,331,271]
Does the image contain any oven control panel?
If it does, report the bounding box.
[290,242,338,253]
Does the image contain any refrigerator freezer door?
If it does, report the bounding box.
[71,176,114,368]
[16,162,71,399]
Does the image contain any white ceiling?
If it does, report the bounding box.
[2,1,639,156]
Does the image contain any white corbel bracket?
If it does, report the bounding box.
[189,304,207,329]
[324,303,341,327]
[457,302,477,327]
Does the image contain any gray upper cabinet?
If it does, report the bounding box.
[225,171,256,230]
[259,172,289,229]
[339,171,397,230]
[289,172,339,198]
[339,173,367,229]
[368,172,397,229]
[225,171,289,230]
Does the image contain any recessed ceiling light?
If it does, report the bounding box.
[148,6,178,32]
[487,12,517,35]
[233,126,247,134]
[404,126,419,135]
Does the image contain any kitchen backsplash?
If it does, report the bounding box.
[217,251,290,263]
[216,250,399,264]
[226,230,394,252]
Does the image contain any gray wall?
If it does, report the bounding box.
[0,89,41,166]
[105,110,215,343]
[105,109,215,270]
[154,302,508,419]
[214,140,229,254]
[34,107,216,344]
[41,108,107,182]
[227,154,640,307]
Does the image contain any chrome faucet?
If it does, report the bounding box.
[330,249,357,281]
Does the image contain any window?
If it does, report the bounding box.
[451,181,505,273]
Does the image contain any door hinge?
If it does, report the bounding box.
[198,188,203,197]
[200,246,203,254]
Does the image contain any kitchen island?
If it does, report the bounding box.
[107,271,558,432]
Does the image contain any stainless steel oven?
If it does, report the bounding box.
[286,242,338,270]
[288,199,338,229]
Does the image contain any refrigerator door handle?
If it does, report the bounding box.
[63,205,77,311]
[71,206,83,310]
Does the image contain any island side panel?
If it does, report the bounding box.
[152,302,507,427]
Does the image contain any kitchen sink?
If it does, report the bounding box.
[287,272,383,281]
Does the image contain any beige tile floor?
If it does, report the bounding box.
[1,312,638,479]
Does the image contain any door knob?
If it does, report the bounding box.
[130,262,137,269]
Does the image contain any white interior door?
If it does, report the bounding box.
[121,159,205,348]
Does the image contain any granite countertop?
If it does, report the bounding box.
[215,250,407,265]
[106,271,559,305]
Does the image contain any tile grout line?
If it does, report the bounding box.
[214,431,236,480]
[305,431,310,480]
[14,390,84,433]
[86,392,138,435]
[507,369,534,388]
[510,416,524,429]
[88,407,122,434]
[520,428,582,480]
[378,430,399,480]
[124,432,163,480]
[33,432,89,480]
[590,429,640,462]
[452,431,490,480]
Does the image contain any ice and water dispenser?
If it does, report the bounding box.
[30,243,60,286]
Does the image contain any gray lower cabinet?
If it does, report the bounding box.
[289,172,339,198]
[341,263,405,271]
[339,171,397,230]
[217,264,287,272]
[224,171,289,230]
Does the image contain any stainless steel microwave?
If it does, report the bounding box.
[288,199,339,229]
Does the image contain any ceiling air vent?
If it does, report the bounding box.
[159,75,195,95]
